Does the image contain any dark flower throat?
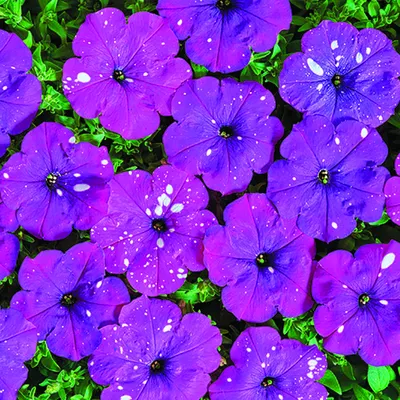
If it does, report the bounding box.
[46,172,60,189]
[332,74,342,87]
[256,253,270,268]
[318,169,330,185]
[359,293,370,306]
[261,377,274,387]
[216,0,232,10]
[219,125,234,139]
[152,218,167,232]
[61,293,77,307]
[113,69,125,82]
[150,359,165,373]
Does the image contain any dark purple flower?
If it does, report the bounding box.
[279,20,400,127]
[384,153,400,226]
[89,296,222,400]
[0,29,42,157]
[267,115,389,243]
[0,122,114,241]
[157,0,291,73]
[209,326,328,400]
[313,240,400,366]
[11,242,130,361]
[163,77,283,195]
[0,308,37,399]
[91,165,216,296]
[63,8,191,140]
[204,194,315,322]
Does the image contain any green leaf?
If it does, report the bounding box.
[190,61,208,78]
[367,365,391,393]
[369,210,390,226]
[368,0,381,17]
[319,369,342,395]
[353,384,374,400]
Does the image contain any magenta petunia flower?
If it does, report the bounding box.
[163,77,284,195]
[384,153,400,226]
[279,20,400,127]
[157,0,292,73]
[11,242,130,361]
[313,240,400,366]
[89,296,222,400]
[63,8,191,140]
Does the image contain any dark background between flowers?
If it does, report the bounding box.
[0,0,400,399]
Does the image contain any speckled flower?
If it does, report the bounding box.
[209,326,328,400]
[63,8,191,140]
[267,115,389,243]
[91,165,216,296]
[89,296,222,400]
[157,0,292,73]
[163,77,283,195]
[313,240,400,366]
[0,122,113,241]
[204,194,315,322]
[0,308,37,400]
[0,29,42,157]
[384,153,400,226]
[279,20,400,127]
[11,242,130,361]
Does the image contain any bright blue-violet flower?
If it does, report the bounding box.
[204,194,315,322]
[209,326,328,400]
[163,77,284,195]
[63,8,191,140]
[91,165,216,296]
[313,240,400,366]
[0,122,114,241]
[157,0,292,73]
[279,20,400,127]
[384,153,400,226]
[267,115,389,243]
[0,29,42,157]
[11,242,130,361]
[0,308,37,399]
[89,296,222,400]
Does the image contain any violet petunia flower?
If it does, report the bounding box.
[157,0,292,73]
[163,77,284,195]
[384,153,400,226]
[204,194,315,322]
[91,165,216,296]
[0,122,114,241]
[0,29,42,157]
[0,308,37,399]
[89,296,222,400]
[209,326,328,400]
[313,240,400,366]
[279,20,400,127]
[63,8,191,140]
[267,115,389,243]
[11,242,130,361]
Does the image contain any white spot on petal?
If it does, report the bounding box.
[171,203,184,213]
[166,184,173,195]
[157,238,164,248]
[381,253,395,269]
[56,189,63,197]
[73,184,90,192]
[356,52,363,63]
[307,58,324,76]
[332,222,338,229]
[380,300,388,306]
[177,19,183,26]
[331,40,338,50]
[101,159,109,165]
[366,47,371,55]
[206,149,212,156]
[124,258,129,267]
[337,325,345,333]
[3,173,9,179]
[86,310,91,317]
[361,128,368,138]
[163,324,172,332]
[77,72,91,83]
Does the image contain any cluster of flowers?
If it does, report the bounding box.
[0,1,400,399]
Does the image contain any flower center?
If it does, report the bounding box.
[318,169,330,185]
[261,377,274,388]
[359,293,370,306]
[216,0,232,10]
[332,74,342,87]
[219,125,234,139]
[46,172,60,189]
[61,293,77,307]
[150,359,165,373]
[113,69,125,82]
[256,253,270,268]
[152,218,167,232]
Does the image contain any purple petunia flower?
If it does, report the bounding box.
[11,242,130,361]
[0,122,114,241]
[279,20,400,127]
[204,194,315,322]
[63,8,191,140]
[157,0,292,73]
[267,115,389,243]
[313,240,400,366]
[89,295,222,400]
[163,77,284,195]
[91,165,216,296]
[384,153,400,226]
[0,308,37,399]
[209,326,328,400]
[0,29,42,157]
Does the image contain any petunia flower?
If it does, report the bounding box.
[313,240,400,366]
[157,0,292,73]
[209,326,328,400]
[0,122,114,241]
[63,8,191,140]
[384,153,400,226]
[88,295,222,400]
[279,20,400,127]
[0,308,37,399]
[91,165,216,296]
[163,77,284,195]
[204,193,315,322]
[11,242,130,361]
[267,115,389,243]
[0,29,42,157]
